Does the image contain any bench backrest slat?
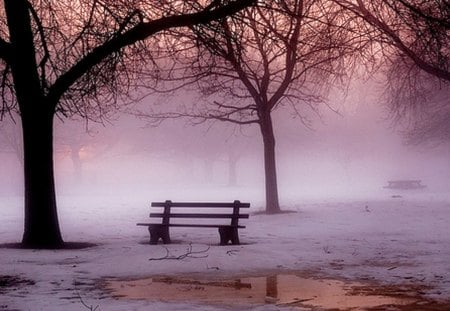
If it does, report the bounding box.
[150,213,249,219]
[151,201,250,208]
[149,200,249,226]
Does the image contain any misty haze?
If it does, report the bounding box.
[2,82,448,203]
[1,1,449,310]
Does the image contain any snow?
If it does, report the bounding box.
[1,188,450,310]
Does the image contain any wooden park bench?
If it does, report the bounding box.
[137,200,250,245]
[383,180,427,190]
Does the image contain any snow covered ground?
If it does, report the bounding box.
[1,188,450,310]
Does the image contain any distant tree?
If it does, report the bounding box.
[54,120,117,184]
[0,0,255,248]
[144,0,363,213]
[137,120,253,186]
[0,115,23,165]
[224,138,253,187]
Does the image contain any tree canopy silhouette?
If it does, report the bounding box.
[0,0,255,249]
[139,0,366,213]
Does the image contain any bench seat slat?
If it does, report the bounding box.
[151,202,250,208]
[149,213,249,219]
[137,223,245,228]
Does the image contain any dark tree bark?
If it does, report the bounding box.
[260,113,280,213]
[21,108,63,248]
[5,0,63,248]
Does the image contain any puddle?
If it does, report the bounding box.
[105,274,417,310]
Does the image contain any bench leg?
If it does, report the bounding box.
[218,227,240,245]
[148,225,171,244]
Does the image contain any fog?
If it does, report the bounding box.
[1,79,449,207]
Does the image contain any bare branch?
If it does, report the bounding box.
[337,0,450,82]
[27,2,51,91]
[47,0,256,107]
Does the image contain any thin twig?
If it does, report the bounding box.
[77,291,100,311]
[149,243,210,261]
[226,249,240,256]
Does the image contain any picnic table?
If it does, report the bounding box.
[383,180,426,190]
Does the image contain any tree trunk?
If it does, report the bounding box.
[70,144,83,184]
[259,113,281,214]
[5,0,64,248]
[203,157,215,183]
[21,110,64,248]
[227,150,239,187]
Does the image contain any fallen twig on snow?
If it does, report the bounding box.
[206,264,220,270]
[226,249,240,256]
[148,243,210,261]
[77,291,99,311]
[388,266,398,270]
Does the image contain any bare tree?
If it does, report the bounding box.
[54,120,118,185]
[0,115,23,165]
[0,0,255,248]
[333,1,450,153]
[143,0,363,213]
[383,56,449,123]
[335,0,449,82]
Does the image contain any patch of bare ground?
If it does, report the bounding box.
[348,284,450,311]
[0,275,35,293]
[363,301,450,311]
[0,242,97,249]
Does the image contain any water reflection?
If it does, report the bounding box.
[106,274,415,310]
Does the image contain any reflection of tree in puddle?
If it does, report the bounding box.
[266,275,278,298]
[106,274,417,310]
